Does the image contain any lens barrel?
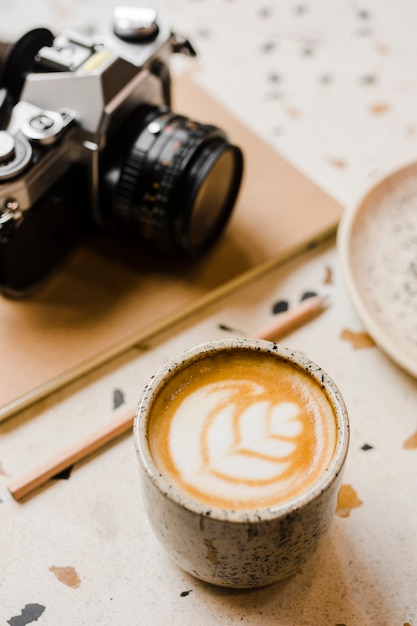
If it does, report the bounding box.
[101,106,243,255]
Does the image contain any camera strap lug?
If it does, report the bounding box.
[171,36,197,57]
[0,199,23,241]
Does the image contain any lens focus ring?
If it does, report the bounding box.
[101,106,243,255]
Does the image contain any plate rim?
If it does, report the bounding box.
[337,161,417,378]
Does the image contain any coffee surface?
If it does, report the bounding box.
[148,349,337,511]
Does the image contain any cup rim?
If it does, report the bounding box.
[133,338,350,523]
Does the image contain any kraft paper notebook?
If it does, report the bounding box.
[0,74,343,420]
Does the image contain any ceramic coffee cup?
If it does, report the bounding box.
[134,338,349,588]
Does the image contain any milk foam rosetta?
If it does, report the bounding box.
[148,350,337,511]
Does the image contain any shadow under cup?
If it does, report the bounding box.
[133,338,350,588]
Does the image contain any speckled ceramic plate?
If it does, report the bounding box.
[338,162,417,378]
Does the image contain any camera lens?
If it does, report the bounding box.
[101,106,243,255]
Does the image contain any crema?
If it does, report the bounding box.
[148,349,337,511]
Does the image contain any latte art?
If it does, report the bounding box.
[149,350,337,510]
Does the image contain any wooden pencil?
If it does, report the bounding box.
[251,294,328,341]
[8,407,136,501]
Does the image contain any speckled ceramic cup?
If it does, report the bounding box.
[134,338,349,588]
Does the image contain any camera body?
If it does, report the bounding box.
[0,6,243,295]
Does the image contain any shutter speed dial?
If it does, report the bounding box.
[0,131,15,162]
[0,130,32,180]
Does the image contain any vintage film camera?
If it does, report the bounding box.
[0,5,243,295]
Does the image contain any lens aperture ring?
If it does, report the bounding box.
[115,123,154,227]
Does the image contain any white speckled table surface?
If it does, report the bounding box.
[1,1,417,625]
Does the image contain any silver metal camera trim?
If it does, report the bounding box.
[0,127,80,213]
[0,131,16,162]
[113,6,159,41]
[21,109,65,145]
[0,7,188,230]
[20,14,172,140]
[0,133,33,182]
